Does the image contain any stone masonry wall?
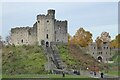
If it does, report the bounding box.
[55,20,68,43]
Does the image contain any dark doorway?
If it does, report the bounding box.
[21,39,23,43]
[46,41,49,47]
[98,56,102,62]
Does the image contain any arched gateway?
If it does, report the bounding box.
[97,56,102,62]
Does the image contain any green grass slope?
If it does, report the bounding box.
[2,45,47,76]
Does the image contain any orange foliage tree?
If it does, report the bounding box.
[110,34,120,48]
[69,28,93,47]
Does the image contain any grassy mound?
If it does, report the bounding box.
[2,45,47,75]
[57,44,105,71]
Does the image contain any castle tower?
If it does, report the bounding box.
[37,9,55,46]
[10,9,68,46]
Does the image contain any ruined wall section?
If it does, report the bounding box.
[10,27,30,45]
[55,20,68,43]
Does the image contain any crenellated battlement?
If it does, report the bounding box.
[37,14,46,19]
[55,20,67,23]
[11,26,30,29]
[11,26,31,33]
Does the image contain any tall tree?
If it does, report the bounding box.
[95,32,111,46]
[6,35,11,44]
[70,28,93,47]
[110,34,120,48]
[95,36,102,47]
[5,31,11,45]
[100,32,111,42]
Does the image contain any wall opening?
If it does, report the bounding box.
[46,41,49,47]
[21,39,23,43]
[46,34,48,39]
[98,56,102,62]
[47,20,49,22]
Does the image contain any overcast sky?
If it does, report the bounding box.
[1,2,118,41]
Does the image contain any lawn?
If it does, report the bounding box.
[106,71,119,76]
[2,74,100,80]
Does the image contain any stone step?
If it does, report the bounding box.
[45,45,66,70]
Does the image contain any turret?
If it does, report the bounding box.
[48,9,55,14]
[47,9,55,19]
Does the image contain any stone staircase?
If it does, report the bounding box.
[42,45,56,71]
[51,45,65,69]
[42,43,67,74]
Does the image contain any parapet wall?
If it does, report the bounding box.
[11,27,30,33]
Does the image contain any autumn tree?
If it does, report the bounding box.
[110,34,120,48]
[95,32,111,46]
[70,28,93,47]
[95,36,102,47]
[100,32,111,42]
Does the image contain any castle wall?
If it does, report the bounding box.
[55,20,68,43]
[28,23,37,45]
[10,27,30,45]
[10,25,37,45]
[89,43,98,58]
[100,43,111,62]
[89,42,112,63]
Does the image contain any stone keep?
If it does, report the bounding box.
[10,9,68,46]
